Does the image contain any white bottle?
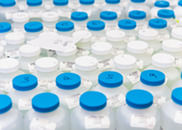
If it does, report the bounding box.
[146,53,180,88]
[161,87,182,130]
[24,92,70,130]
[171,27,182,41]
[133,70,171,107]
[71,91,115,130]
[112,54,140,90]
[0,22,12,40]
[9,74,41,114]
[0,94,24,130]
[93,71,128,109]
[116,89,160,130]
[174,1,182,20]
[18,44,41,73]
[56,21,74,36]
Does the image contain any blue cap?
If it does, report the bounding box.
[149,18,167,29]
[100,11,117,21]
[172,87,182,105]
[131,0,145,3]
[118,19,136,30]
[79,0,94,5]
[105,0,120,4]
[56,21,74,32]
[53,0,68,6]
[158,9,175,19]
[0,95,12,114]
[181,72,182,79]
[12,74,38,91]
[140,70,165,86]
[154,1,170,8]
[71,12,88,21]
[24,21,43,33]
[27,0,42,6]
[32,93,59,113]
[0,22,11,33]
[56,73,81,90]
[80,91,107,111]
[129,10,146,20]
[87,20,105,31]
[126,89,153,109]
[178,0,182,6]
[0,0,16,7]
[98,71,123,88]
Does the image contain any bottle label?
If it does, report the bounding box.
[39,80,55,91]
[127,70,141,84]
[76,47,90,56]
[153,96,166,107]
[65,93,81,109]
[136,59,144,70]
[59,61,74,72]
[85,116,110,129]
[174,111,182,124]
[18,98,32,110]
[5,49,20,59]
[30,118,56,130]
[28,62,36,74]
[107,94,125,108]
[130,115,156,129]
[81,78,93,91]
[98,59,113,71]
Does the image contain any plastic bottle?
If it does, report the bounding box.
[174,0,182,20]
[172,72,182,90]
[56,21,74,36]
[0,22,12,40]
[71,91,115,130]
[24,92,70,130]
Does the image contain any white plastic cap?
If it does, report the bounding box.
[56,44,77,56]
[75,56,98,71]
[19,44,41,57]
[127,40,148,54]
[72,30,92,43]
[162,39,182,52]
[171,27,182,40]
[91,42,112,55]
[106,30,125,42]
[138,29,158,40]
[35,57,58,72]
[0,46,4,57]
[152,53,175,68]
[113,54,136,69]
[42,11,59,22]
[0,58,19,73]
[5,32,25,45]
[12,12,29,23]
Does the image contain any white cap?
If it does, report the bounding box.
[127,40,148,54]
[113,54,136,69]
[0,46,4,57]
[171,27,182,40]
[162,39,182,52]
[19,44,41,57]
[12,12,29,23]
[106,30,125,42]
[35,57,58,72]
[0,58,19,73]
[138,29,158,40]
[75,56,98,71]
[56,44,77,56]
[91,42,112,55]
[72,30,92,43]
[5,32,25,45]
[42,11,59,22]
[152,53,175,68]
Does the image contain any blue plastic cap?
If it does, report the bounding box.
[105,0,120,4]
[131,0,145,3]
[149,18,167,29]
[80,91,107,111]
[172,87,182,105]
[87,20,105,31]
[71,12,88,21]
[56,21,74,32]
[0,22,11,33]
[129,10,146,20]
[118,19,136,30]
[0,95,12,114]
[79,0,94,5]
[0,0,16,7]
[53,0,68,6]
[181,72,182,79]
[24,21,43,33]
[140,70,165,86]
[27,0,42,6]
[178,0,182,6]
[98,71,123,88]
[158,9,175,19]
[13,74,38,91]
[56,73,81,90]
[32,93,59,113]
[154,1,170,8]
[126,89,153,109]
[100,11,117,21]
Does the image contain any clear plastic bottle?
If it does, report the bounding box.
[174,0,182,20]
[161,87,182,130]
[0,22,12,41]
[24,92,70,130]
[133,70,171,108]
[0,94,24,130]
[71,91,115,130]
[55,21,74,37]
[93,71,128,109]
[116,89,160,130]
[171,27,182,41]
